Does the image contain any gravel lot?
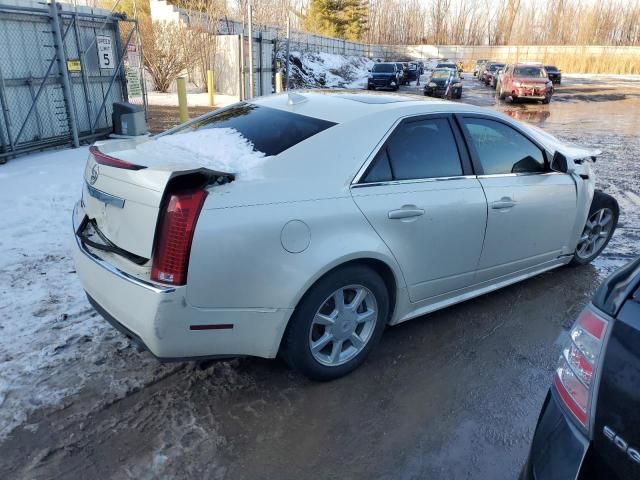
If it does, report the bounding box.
[1,74,639,480]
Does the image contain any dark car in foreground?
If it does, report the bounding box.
[545,65,562,84]
[424,68,462,98]
[521,256,640,480]
[367,62,399,91]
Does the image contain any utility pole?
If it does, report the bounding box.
[285,13,291,90]
[247,1,254,98]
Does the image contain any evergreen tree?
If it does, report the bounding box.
[304,0,368,41]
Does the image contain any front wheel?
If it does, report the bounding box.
[570,191,619,266]
[281,265,389,381]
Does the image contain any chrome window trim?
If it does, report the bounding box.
[477,171,563,179]
[352,175,478,189]
[73,204,176,294]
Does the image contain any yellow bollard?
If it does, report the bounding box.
[207,69,215,107]
[177,76,188,123]
[275,72,283,93]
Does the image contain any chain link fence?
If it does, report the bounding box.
[0,1,146,162]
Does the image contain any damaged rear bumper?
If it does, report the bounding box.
[72,201,292,360]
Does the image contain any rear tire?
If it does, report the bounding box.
[281,265,389,381]
[570,191,619,266]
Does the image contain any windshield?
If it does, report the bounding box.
[432,70,454,79]
[167,103,335,156]
[488,64,505,71]
[437,63,456,69]
[513,66,546,77]
[545,65,558,72]
[373,63,395,73]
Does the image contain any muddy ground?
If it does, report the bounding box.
[1,75,639,480]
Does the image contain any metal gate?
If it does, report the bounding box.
[0,1,146,162]
[214,32,275,100]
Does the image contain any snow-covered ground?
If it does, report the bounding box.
[0,148,179,440]
[281,51,374,89]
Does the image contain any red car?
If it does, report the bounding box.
[497,64,553,104]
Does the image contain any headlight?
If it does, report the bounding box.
[513,81,522,87]
[390,81,396,86]
[428,82,437,87]
[368,75,373,79]
[453,82,462,87]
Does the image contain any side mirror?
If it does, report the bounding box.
[551,151,568,173]
[368,69,371,72]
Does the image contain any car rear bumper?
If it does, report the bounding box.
[72,202,291,360]
[520,388,590,480]
[368,78,397,89]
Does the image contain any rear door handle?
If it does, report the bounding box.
[491,197,516,210]
[388,206,425,219]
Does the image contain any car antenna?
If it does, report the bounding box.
[287,92,307,105]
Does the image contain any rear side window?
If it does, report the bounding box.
[168,103,335,156]
[363,118,463,182]
[462,118,546,174]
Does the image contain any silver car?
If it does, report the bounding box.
[73,92,618,380]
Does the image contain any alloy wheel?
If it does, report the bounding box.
[308,285,378,367]
[576,208,615,260]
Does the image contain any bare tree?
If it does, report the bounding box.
[140,18,194,92]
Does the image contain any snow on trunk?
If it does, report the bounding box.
[138,128,269,179]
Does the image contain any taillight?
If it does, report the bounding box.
[555,307,608,429]
[151,189,207,285]
[89,146,146,170]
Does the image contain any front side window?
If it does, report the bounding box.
[166,103,335,157]
[463,118,546,174]
[362,118,463,182]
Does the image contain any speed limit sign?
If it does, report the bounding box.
[96,35,114,69]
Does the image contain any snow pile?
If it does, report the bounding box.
[138,128,269,179]
[279,51,374,89]
[0,148,178,441]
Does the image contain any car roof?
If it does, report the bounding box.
[249,91,488,124]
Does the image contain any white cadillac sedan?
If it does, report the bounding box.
[73,92,618,380]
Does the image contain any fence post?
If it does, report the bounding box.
[50,1,79,148]
[207,69,215,106]
[284,14,290,90]
[177,76,188,123]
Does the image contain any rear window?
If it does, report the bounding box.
[373,63,395,73]
[437,63,456,69]
[545,65,558,72]
[167,103,335,156]
[513,66,546,77]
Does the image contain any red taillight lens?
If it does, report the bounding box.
[555,307,608,428]
[89,146,146,171]
[151,189,207,285]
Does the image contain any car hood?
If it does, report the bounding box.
[526,124,602,159]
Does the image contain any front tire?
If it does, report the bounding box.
[570,191,619,266]
[282,265,389,381]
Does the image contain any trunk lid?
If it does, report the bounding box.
[81,138,228,260]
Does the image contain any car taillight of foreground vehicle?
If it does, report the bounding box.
[554,307,608,429]
[151,189,208,285]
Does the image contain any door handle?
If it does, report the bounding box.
[491,197,516,210]
[388,206,425,219]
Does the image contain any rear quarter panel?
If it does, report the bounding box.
[186,195,405,310]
